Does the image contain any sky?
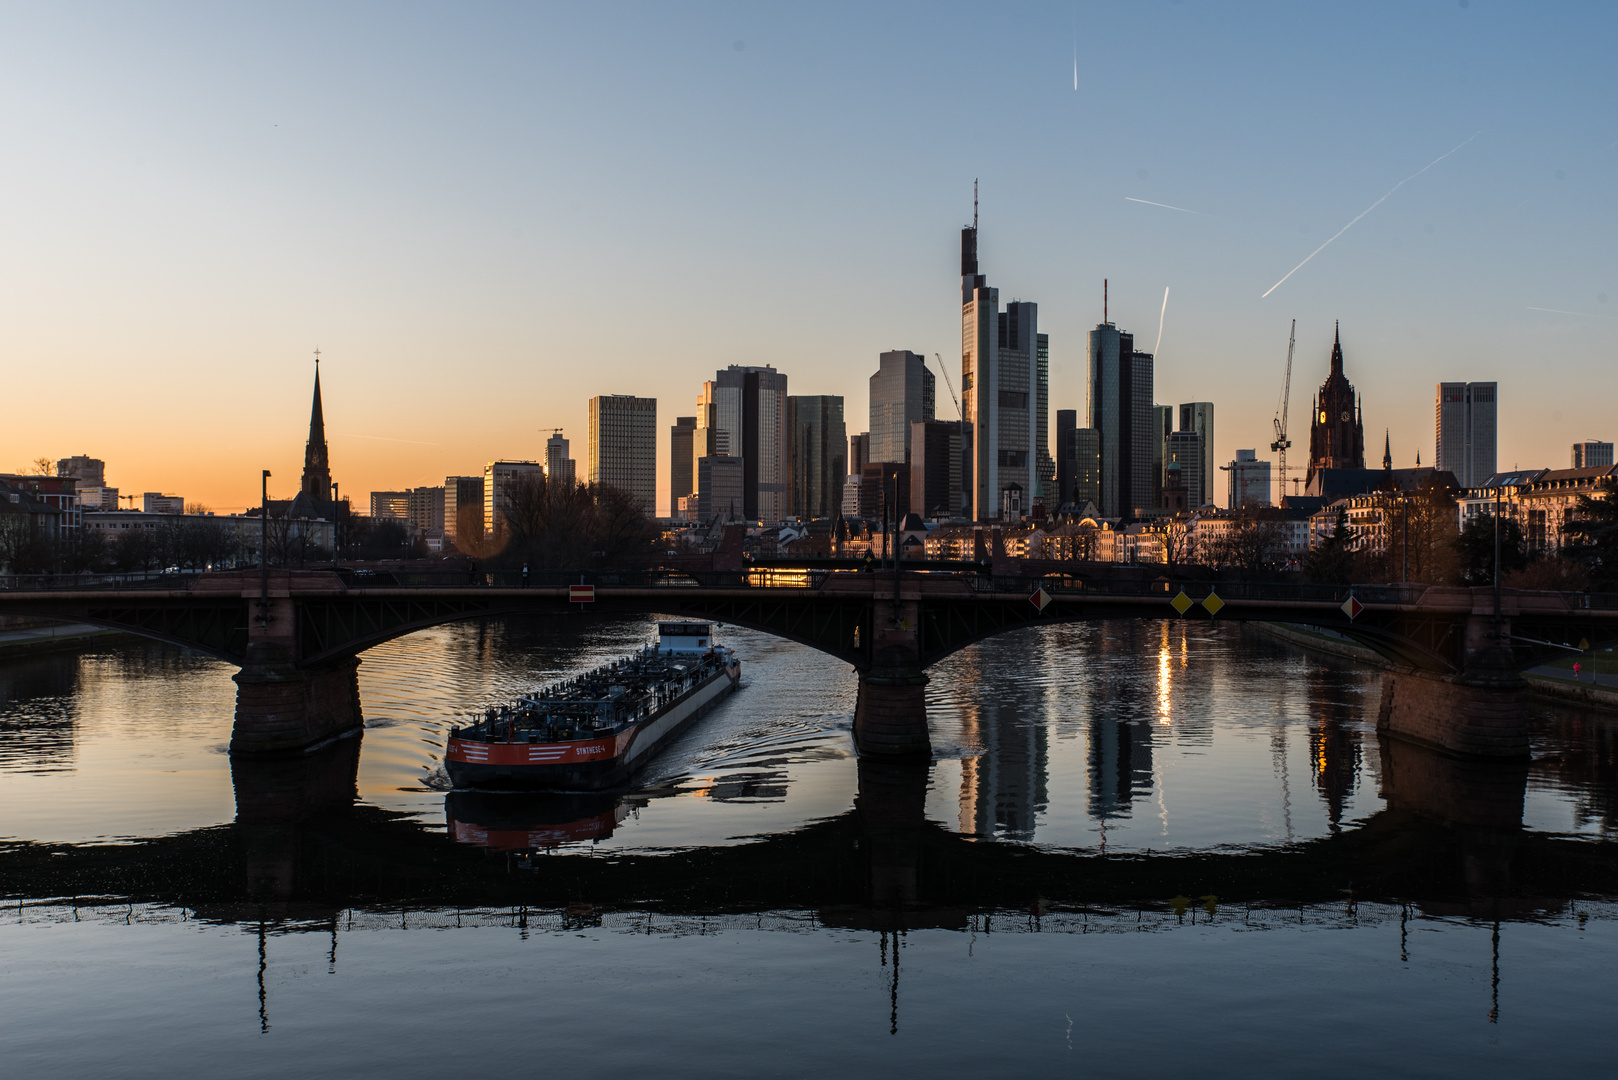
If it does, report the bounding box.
[1,1,1613,514]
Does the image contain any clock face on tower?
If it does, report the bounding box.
[1319,410,1327,423]
[1340,410,1350,422]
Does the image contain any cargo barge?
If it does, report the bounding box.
[444,622,740,791]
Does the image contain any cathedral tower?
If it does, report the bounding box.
[1306,322,1365,485]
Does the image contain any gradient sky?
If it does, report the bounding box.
[2,1,1613,514]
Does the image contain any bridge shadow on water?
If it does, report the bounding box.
[5,715,1617,931]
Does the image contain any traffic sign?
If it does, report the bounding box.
[1030,587,1051,612]
[1170,590,1194,615]
[1201,591,1225,616]
[570,584,596,603]
[1341,595,1363,620]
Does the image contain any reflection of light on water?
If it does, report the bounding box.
[1157,622,1173,725]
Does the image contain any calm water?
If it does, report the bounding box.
[2,616,1616,1077]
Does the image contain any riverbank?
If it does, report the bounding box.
[0,621,126,659]
[1253,621,1618,714]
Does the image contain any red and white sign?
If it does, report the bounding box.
[1030,587,1051,612]
[1341,595,1364,620]
[570,584,596,603]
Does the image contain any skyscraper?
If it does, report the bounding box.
[1054,410,1101,511]
[848,432,870,478]
[1306,323,1365,486]
[670,416,697,513]
[1178,402,1215,506]
[443,475,483,543]
[959,206,1049,521]
[910,419,961,520]
[1088,320,1155,518]
[696,366,788,522]
[786,395,846,519]
[1224,449,1271,507]
[869,350,935,468]
[483,460,541,541]
[545,431,576,491]
[1434,381,1497,488]
[587,395,657,512]
[1573,441,1615,468]
[1164,430,1203,509]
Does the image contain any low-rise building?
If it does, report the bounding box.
[1459,465,1618,553]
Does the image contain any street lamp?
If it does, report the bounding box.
[258,470,271,627]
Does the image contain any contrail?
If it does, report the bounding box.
[1261,132,1480,299]
[337,432,443,446]
[1125,196,1204,215]
[1154,286,1170,357]
[1527,306,1613,320]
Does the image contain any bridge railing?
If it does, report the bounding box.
[0,570,205,591]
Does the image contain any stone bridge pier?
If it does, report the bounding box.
[221,573,364,756]
[1376,597,1533,760]
[853,577,931,759]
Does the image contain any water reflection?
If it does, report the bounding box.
[0,651,79,772]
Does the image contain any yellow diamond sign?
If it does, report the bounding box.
[1202,591,1225,616]
[1170,590,1194,615]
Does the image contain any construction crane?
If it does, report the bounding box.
[932,353,963,420]
[1270,320,1298,503]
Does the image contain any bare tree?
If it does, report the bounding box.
[1208,507,1289,577]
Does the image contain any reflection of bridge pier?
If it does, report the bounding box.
[230,731,362,899]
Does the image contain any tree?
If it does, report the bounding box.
[1207,507,1289,577]
[1377,478,1460,584]
[1304,506,1356,584]
[1453,513,1528,587]
[495,474,656,569]
[1153,515,1192,575]
[1561,477,1618,588]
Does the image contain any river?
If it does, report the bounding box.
[1,616,1614,1077]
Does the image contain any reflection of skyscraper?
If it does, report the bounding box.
[1086,718,1154,821]
[954,652,1049,840]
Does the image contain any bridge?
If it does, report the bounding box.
[3,563,1615,759]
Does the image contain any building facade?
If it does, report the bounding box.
[588,395,657,512]
[1088,321,1155,518]
[407,486,444,533]
[869,351,935,466]
[1572,441,1613,469]
[370,491,410,519]
[1224,449,1272,508]
[787,395,846,520]
[910,419,961,520]
[545,431,577,492]
[142,493,184,515]
[693,366,788,522]
[696,456,745,522]
[56,456,105,488]
[670,416,697,515]
[1178,402,1215,507]
[1435,381,1498,488]
[444,475,483,543]
[483,461,542,541]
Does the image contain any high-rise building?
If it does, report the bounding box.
[696,456,745,522]
[56,456,105,488]
[483,461,542,541]
[959,210,1049,521]
[1088,320,1155,518]
[444,475,484,543]
[1435,381,1497,488]
[407,485,445,533]
[910,419,961,520]
[670,416,697,514]
[849,432,870,478]
[1178,402,1215,506]
[860,461,909,523]
[869,351,935,466]
[370,491,410,519]
[787,396,846,519]
[588,395,657,512]
[1224,449,1271,508]
[1165,431,1203,510]
[1152,404,1174,504]
[1072,428,1101,511]
[1573,441,1615,469]
[1306,323,1365,486]
[545,431,577,492]
[694,366,788,522]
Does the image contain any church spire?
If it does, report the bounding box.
[301,351,332,503]
[1383,429,1392,471]
[1330,321,1344,376]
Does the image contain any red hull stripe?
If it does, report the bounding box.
[447,734,628,767]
